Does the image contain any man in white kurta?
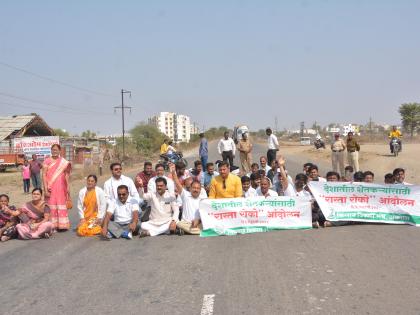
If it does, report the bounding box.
[103,162,140,205]
[138,177,179,236]
[147,163,175,194]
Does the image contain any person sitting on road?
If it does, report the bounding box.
[353,171,365,182]
[134,162,156,193]
[344,165,354,182]
[303,162,313,176]
[241,176,257,198]
[256,177,278,197]
[15,188,54,240]
[138,177,179,237]
[278,157,311,199]
[172,161,191,186]
[209,161,242,199]
[384,173,395,184]
[259,156,271,174]
[326,171,340,182]
[103,162,140,206]
[201,162,219,195]
[388,126,402,154]
[247,162,259,177]
[169,163,205,235]
[101,185,140,240]
[363,171,375,183]
[0,194,19,242]
[77,175,107,237]
[308,164,326,182]
[190,160,203,183]
[250,173,261,190]
[145,163,175,194]
[393,168,411,185]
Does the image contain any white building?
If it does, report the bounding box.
[148,112,193,143]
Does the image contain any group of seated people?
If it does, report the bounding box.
[0,155,412,241]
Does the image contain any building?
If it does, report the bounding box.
[148,112,194,143]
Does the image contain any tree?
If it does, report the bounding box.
[399,103,420,138]
[81,130,97,138]
[130,123,167,154]
[53,128,69,137]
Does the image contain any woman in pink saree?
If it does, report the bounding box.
[15,188,53,239]
[43,144,72,231]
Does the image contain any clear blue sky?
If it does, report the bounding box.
[1,0,419,134]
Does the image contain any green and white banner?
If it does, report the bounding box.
[199,197,312,237]
[309,182,420,226]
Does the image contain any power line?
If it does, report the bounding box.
[0,91,114,116]
[0,101,108,116]
[0,61,117,98]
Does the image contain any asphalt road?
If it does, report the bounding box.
[1,142,420,314]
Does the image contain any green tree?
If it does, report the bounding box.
[130,123,167,154]
[81,130,97,138]
[399,103,420,138]
[53,128,69,137]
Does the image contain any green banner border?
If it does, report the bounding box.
[200,225,312,237]
[327,211,420,225]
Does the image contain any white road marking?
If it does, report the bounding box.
[200,294,215,315]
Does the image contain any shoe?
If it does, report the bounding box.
[177,228,184,236]
[106,231,113,239]
[121,230,129,239]
[127,231,133,239]
[139,230,149,238]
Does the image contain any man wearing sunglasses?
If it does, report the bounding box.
[103,162,140,206]
[101,185,140,240]
[209,161,242,199]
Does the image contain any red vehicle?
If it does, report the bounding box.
[0,149,25,171]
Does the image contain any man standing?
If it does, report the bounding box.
[134,162,156,193]
[199,133,208,169]
[170,164,205,235]
[101,185,140,240]
[237,133,252,175]
[201,162,219,195]
[331,133,346,177]
[29,154,43,189]
[104,162,140,205]
[346,132,360,172]
[217,131,236,168]
[138,177,179,237]
[209,161,242,199]
[266,128,279,165]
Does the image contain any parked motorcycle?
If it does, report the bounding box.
[314,138,325,149]
[159,152,188,170]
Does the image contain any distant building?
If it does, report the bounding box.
[148,112,194,143]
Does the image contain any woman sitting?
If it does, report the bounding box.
[0,194,19,242]
[77,174,107,237]
[15,188,53,239]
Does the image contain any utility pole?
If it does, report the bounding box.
[114,89,132,160]
[274,116,278,134]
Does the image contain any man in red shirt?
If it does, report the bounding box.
[135,162,156,193]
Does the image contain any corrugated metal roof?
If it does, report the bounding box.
[0,115,36,141]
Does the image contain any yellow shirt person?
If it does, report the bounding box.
[160,142,168,154]
[209,162,242,199]
[389,129,402,139]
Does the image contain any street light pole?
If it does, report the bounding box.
[114,89,132,160]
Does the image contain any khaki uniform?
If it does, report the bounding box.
[238,139,252,174]
[331,138,346,176]
[346,138,360,172]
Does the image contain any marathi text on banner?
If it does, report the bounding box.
[308,182,420,226]
[199,196,312,237]
[12,136,60,159]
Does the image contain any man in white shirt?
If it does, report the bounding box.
[308,165,327,182]
[101,185,140,239]
[146,163,175,194]
[266,128,279,165]
[241,175,257,197]
[393,168,412,185]
[259,156,271,174]
[217,131,236,169]
[256,177,278,197]
[169,163,206,235]
[278,157,312,199]
[138,177,179,237]
[103,162,140,206]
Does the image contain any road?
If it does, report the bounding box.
[1,141,420,314]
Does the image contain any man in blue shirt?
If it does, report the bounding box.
[199,133,208,168]
[200,162,219,195]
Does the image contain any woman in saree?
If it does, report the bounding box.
[0,194,19,242]
[77,174,106,236]
[43,143,71,231]
[15,188,53,239]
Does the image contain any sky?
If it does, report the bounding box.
[1,0,419,134]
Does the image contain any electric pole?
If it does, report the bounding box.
[275,116,278,134]
[114,89,132,160]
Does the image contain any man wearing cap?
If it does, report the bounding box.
[331,133,346,177]
[346,132,360,172]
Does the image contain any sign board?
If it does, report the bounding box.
[12,136,60,160]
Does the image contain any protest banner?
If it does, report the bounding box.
[12,136,60,160]
[309,182,420,226]
[199,196,312,237]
